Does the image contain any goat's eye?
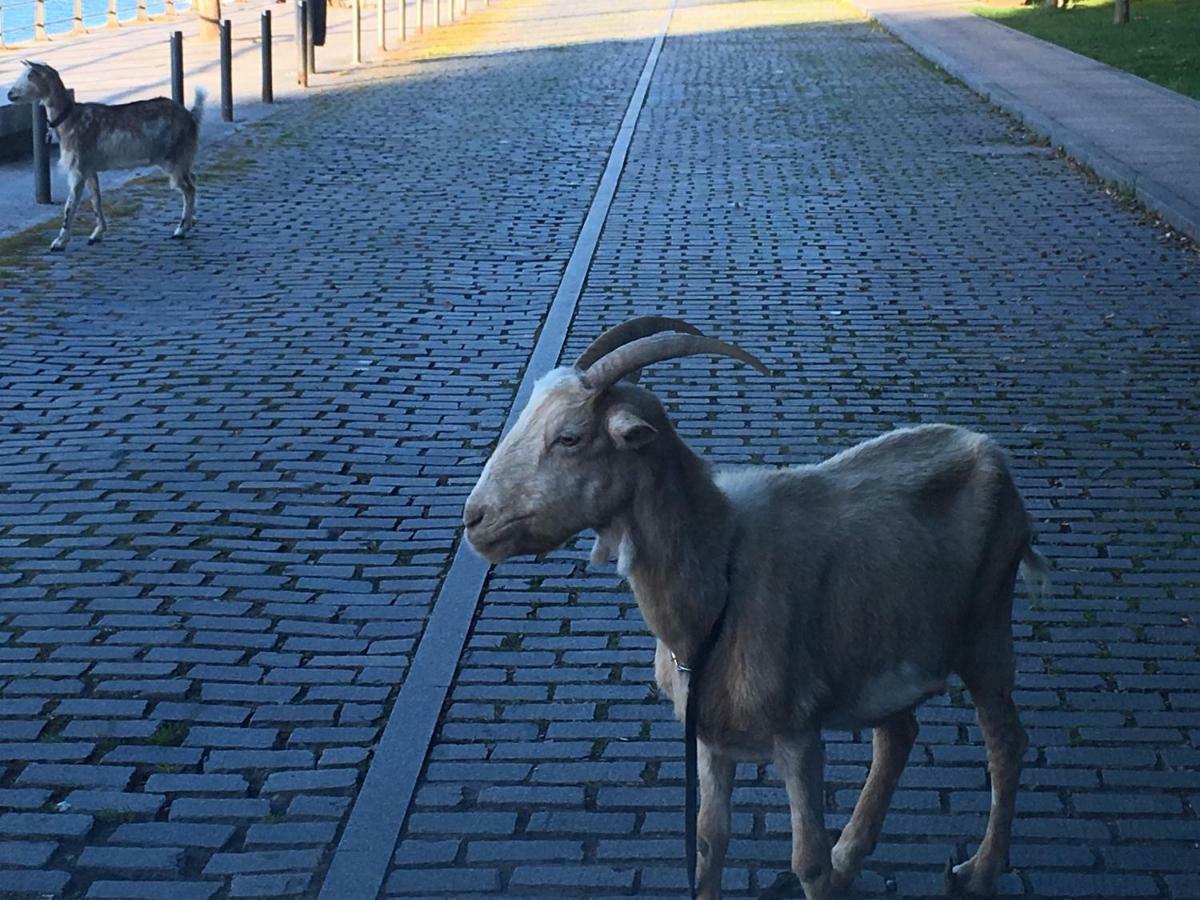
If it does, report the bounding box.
[556,433,581,449]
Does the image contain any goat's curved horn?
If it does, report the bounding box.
[582,332,770,393]
[573,316,704,371]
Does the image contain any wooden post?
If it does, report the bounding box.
[35,0,47,39]
[195,0,221,40]
[106,0,117,26]
[351,0,362,63]
[377,0,385,50]
[137,0,147,22]
[1113,0,1130,23]
[73,0,84,33]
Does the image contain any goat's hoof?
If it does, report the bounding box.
[944,856,959,896]
[830,865,855,895]
[49,243,65,252]
[945,856,993,898]
[87,237,101,245]
[757,870,802,899]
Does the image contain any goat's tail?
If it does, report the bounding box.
[1019,544,1051,602]
[190,88,207,127]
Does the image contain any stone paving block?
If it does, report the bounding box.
[142,773,249,795]
[85,882,219,900]
[169,798,271,821]
[16,764,134,790]
[0,812,93,837]
[385,867,502,894]
[286,795,351,819]
[202,848,324,876]
[110,821,237,848]
[0,840,56,867]
[0,868,71,894]
[227,872,314,897]
[0,788,50,810]
[244,821,339,846]
[204,749,315,772]
[0,742,94,762]
[262,768,358,793]
[76,845,184,874]
[63,790,166,815]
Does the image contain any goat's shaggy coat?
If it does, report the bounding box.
[466,318,1044,900]
[6,61,204,250]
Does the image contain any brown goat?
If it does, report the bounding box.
[465,317,1044,899]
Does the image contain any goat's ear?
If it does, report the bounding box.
[606,407,657,451]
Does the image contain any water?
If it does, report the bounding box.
[1,0,193,45]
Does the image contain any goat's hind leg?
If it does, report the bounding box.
[87,174,107,244]
[51,170,86,251]
[167,166,196,238]
[830,709,918,892]
[695,741,734,900]
[951,574,1027,895]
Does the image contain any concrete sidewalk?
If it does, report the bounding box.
[848,0,1200,244]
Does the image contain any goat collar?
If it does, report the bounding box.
[47,100,75,130]
[681,535,737,900]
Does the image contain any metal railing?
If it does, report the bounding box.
[0,0,192,45]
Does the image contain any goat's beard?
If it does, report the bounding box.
[466,522,569,564]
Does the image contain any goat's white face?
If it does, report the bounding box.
[464,368,658,563]
[6,65,37,104]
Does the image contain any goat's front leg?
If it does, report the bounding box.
[776,731,833,900]
[831,710,918,892]
[696,740,734,900]
[87,173,107,244]
[51,170,85,251]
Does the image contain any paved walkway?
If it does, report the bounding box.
[1,0,1198,897]
[847,0,1200,244]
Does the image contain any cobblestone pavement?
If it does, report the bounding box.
[0,0,669,895]
[383,0,1200,898]
[2,0,1198,898]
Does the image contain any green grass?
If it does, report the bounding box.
[976,0,1200,100]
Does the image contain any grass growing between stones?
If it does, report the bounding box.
[975,0,1200,99]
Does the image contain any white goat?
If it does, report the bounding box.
[7,61,204,250]
[465,317,1045,900]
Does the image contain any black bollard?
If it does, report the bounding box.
[220,19,233,121]
[261,10,273,103]
[32,103,51,205]
[170,31,184,105]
